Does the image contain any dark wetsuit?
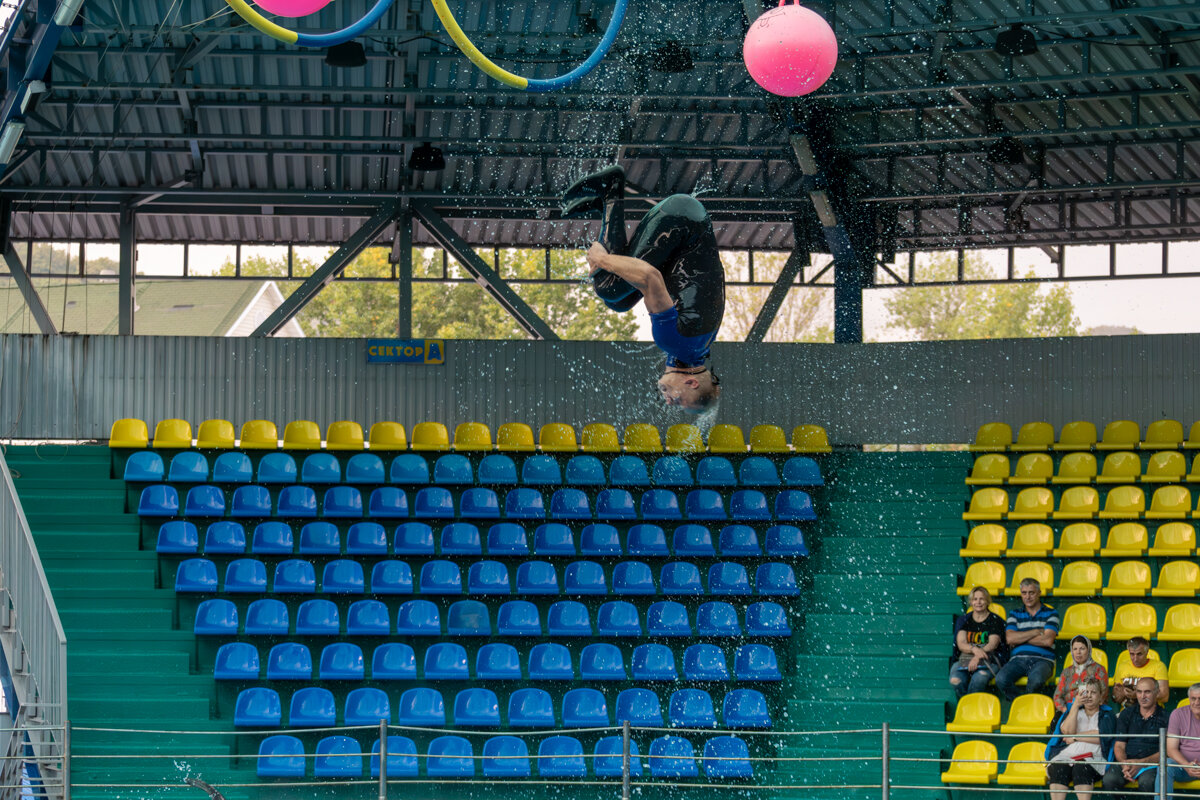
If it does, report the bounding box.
[591,194,726,367]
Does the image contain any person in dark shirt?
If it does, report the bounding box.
[1101,676,1168,799]
[949,585,1007,698]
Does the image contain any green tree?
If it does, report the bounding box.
[718,252,833,342]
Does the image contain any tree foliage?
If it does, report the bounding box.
[718,251,833,342]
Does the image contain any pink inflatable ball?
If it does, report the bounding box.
[743,1,838,97]
[255,0,332,18]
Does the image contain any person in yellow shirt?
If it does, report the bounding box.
[1111,636,1170,706]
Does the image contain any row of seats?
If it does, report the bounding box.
[112,418,833,455]
[947,693,1054,735]
[969,451,1200,487]
[1006,602,1200,646]
[193,597,793,638]
[140,484,818,523]
[125,451,824,489]
[257,733,754,779]
[233,685,774,729]
[971,420,1200,452]
[215,640,782,683]
[943,737,1200,787]
[964,485,1200,520]
[960,559,1200,597]
[158,520,810,559]
[962,521,1197,558]
[176,557,802,597]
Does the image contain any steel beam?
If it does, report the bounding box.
[411,201,559,341]
[0,11,71,175]
[118,204,135,335]
[745,244,808,343]
[395,208,413,339]
[2,242,57,334]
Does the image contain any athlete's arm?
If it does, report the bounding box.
[587,242,673,313]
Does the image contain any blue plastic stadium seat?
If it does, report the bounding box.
[440,523,482,555]
[532,523,574,556]
[661,562,703,595]
[394,522,434,554]
[739,456,780,487]
[427,736,473,777]
[745,602,791,636]
[522,455,563,486]
[301,453,341,484]
[245,598,289,636]
[276,486,316,518]
[539,736,586,778]
[597,600,641,637]
[516,561,558,595]
[371,736,419,778]
[273,559,316,593]
[628,524,669,557]
[397,687,446,726]
[550,488,591,520]
[649,736,698,778]
[322,486,362,519]
[235,687,281,728]
[299,521,340,555]
[344,453,385,485]
[168,452,209,483]
[204,521,246,554]
[419,560,463,594]
[389,453,430,484]
[415,487,456,519]
[505,488,545,519]
[580,643,626,680]
[346,522,386,555]
[564,561,608,595]
[724,689,772,729]
[296,599,339,635]
[250,521,292,554]
[617,688,664,726]
[548,600,592,636]
[157,521,199,554]
[370,560,413,595]
[653,456,693,487]
[783,455,824,486]
[508,688,556,728]
[498,600,542,636]
[647,600,692,637]
[225,559,268,594]
[257,735,304,778]
[362,594,412,633]
[730,490,771,521]
[468,561,510,595]
[580,524,622,556]
[124,451,165,482]
[756,563,800,596]
[719,524,762,556]
[372,643,417,680]
[562,688,609,727]
[454,688,501,727]
[483,736,530,778]
[195,598,238,635]
[705,737,753,779]
[670,689,716,728]
[346,599,389,635]
[175,558,217,592]
[345,687,391,726]
[478,454,519,485]
[765,525,809,557]
[529,643,574,680]
[357,487,404,520]
[476,643,522,680]
[257,453,298,484]
[565,455,606,486]
[319,642,365,680]
[736,644,782,682]
[488,523,529,555]
[696,456,737,487]
[314,735,361,778]
[610,455,650,486]
[185,485,225,518]
[696,601,742,637]
[231,486,272,519]
[595,488,637,520]
[632,643,678,681]
[214,642,260,680]
[641,489,682,520]
[289,687,336,727]
[212,452,253,484]
[433,453,473,485]
[709,562,751,595]
[460,488,501,519]
[775,489,816,521]
[684,643,730,682]
[266,642,313,680]
[595,737,643,777]
[673,524,715,556]
[613,561,656,595]
[139,485,179,517]
[447,599,492,636]
[686,489,727,521]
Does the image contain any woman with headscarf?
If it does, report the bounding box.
[1053,634,1109,713]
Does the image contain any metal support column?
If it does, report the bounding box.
[118,204,136,335]
[377,719,387,800]
[880,722,889,800]
[745,241,808,343]
[395,208,413,338]
[621,720,631,800]
[62,720,70,800]
[1,211,57,334]
[1159,728,1167,800]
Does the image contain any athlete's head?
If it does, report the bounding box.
[658,368,721,413]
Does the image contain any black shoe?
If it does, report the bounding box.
[561,164,625,211]
[560,195,606,219]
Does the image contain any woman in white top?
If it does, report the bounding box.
[1045,677,1117,800]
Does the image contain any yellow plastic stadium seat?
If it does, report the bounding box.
[1004,562,1053,597]
[623,424,663,453]
[453,422,493,452]
[581,423,621,453]
[1168,649,1200,687]
[410,422,450,452]
[971,423,1012,453]
[1054,561,1102,597]
[1089,649,1110,673]
[946,692,1001,733]
[1160,603,1200,641]
[1151,562,1200,598]
[1098,452,1141,484]
[1103,561,1152,597]
[368,422,408,451]
[1058,603,1106,640]
[989,602,1006,619]
[792,424,833,454]
[1052,523,1102,558]
[967,454,1010,486]
[1147,486,1192,520]
[957,561,1006,597]
[1099,486,1145,519]
[748,424,789,453]
[1011,422,1055,452]
[282,420,321,450]
[665,424,704,453]
[239,420,279,450]
[1099,420,1141,451]
[1007,524,1053,558]
[940,740,998,785]
[496,423,536,452]
[539,423,579,453]
[1189,454,1200,482]
[152,419,192,448]
[196,419,235,449]
[961,525,1007,558]
[1142,419,1184,450]
[1143,451,1187,483]
[1052,486,1099,520]
[963,488,1009,521]
[1100,523,1150,557]
[1010,453,1052,485]
[996,741,1048,786]
[1009,487,1054,520]
[110,418,149,448]
[1054,420,1098,451]
[1000,696,1055,736]
[325,421,364,451]
[1052,452,1098,485]
[1107,603,1157,641]
[706,424,747,453]
[1186,422,1200,451]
